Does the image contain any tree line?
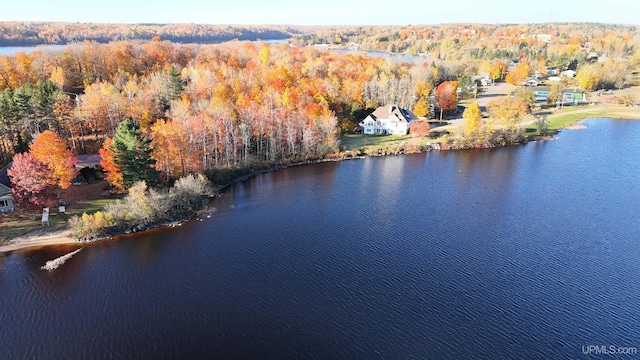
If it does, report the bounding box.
[294,23,640,64]
[1,39,455,208]
[0,22,297,46]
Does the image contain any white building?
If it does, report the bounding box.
[359,105,417,135]
[0,183,14,213]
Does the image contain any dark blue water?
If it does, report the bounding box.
[1,118,639,359]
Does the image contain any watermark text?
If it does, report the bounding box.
[582,345,637,355]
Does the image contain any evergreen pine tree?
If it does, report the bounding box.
[168,65,184,100]
[111,119,159,188]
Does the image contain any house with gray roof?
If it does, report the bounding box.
[359,105,417,135]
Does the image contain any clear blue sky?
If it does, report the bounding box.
[1,0,638,25]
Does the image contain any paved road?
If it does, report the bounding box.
[438,82,515,131]
[476,82,516,110]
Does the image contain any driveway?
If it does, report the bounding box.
[476,82,516,111]
[438,82,516,132]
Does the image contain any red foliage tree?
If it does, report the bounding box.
[435,81,458,116]
[409,119,431,136]
[8,153,58,213]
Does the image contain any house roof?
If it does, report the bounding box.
[533,87,584,94]
[0,162,12,188]
[369,105,417,123]
[76,154,102,169]
[0,182,10,195]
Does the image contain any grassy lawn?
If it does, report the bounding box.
[0,198,113,241]
[525,107,640,133]
[340,134,412,151]
[0,181,118,242]
[0,198,114,241]
[546,110,610,129]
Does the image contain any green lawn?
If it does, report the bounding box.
[0,198,113,241]
[340,134,412,151]
[526,108,640,133]
[546,110,610,129]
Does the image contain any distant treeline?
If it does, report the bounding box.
[0,22,299,46]
[292,23,640,61]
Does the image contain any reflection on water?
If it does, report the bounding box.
[1,119,639,359]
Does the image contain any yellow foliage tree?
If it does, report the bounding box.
[486,96,529,131]
[50,66,65,90]
[505,62,530,85]
[463,102,482,137]
[413,97,429,117]
[415,81,433,98]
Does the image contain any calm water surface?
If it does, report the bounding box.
[0,45,67,55]
[1,118,639,359]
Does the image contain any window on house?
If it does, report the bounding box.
[0,200,7,207]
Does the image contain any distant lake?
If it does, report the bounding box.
[0,39,289,56]
[331,48,430,63]
[2,118,640,359]
[0,45,67,55]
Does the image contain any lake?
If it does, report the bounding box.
[1,118,639,359]
[0,45,67,55]
[0,39,289,56]
[331,48,429,63]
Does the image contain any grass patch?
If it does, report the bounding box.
[525,107,640,133]
[0,198,114,241]
[546,111,610,129]
[340,134,411,151]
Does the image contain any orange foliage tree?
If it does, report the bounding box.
[29,130,77,189]
[505,62,530,85]
[435,81,458,116]
[99,138,124,189]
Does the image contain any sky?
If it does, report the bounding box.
[1,0,638,25]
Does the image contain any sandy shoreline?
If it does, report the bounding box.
[0,229,80,254]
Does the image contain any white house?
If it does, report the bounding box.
[359,105,418,135]
[0,183,14,213]
[0,164,14,212]
[523,77,541,87]
[560,70,576,78]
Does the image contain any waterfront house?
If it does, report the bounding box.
[359,105,417,135]
[0,163,14,212]
[560,70,576,78]
[0,182,14,213]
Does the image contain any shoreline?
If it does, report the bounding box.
[2,115,638,254]
[0,229,79,254]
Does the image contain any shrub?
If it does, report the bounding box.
[69,211,115,240]
[69,174,212,240]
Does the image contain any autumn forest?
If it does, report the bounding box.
[1,22,639,201]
